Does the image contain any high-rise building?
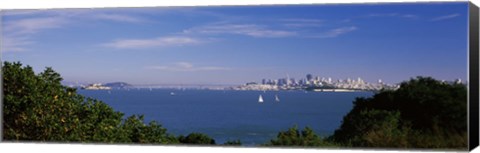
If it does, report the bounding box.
[278,78,288,86]
[357,77,364,84]
[306,74,313,81]
[289,78,296,86]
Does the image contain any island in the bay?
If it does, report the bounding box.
[80,82,133,90]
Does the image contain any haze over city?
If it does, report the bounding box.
[1,3,468,85]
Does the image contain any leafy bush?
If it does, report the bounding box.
[266,126,337,147]
[2,61,178,144]
[3,62,468,149]
[120,115,179,144]
[178,133,216,145]
[330,76,467,149]
[223,140,242,146]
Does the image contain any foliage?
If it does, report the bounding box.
[223,140,242,146]
[178,133,216,145]
[2,61,178,144]
[119,115,179,144]
[3,62,468,149]
[330,109,410,147]
[329,76,467,149]
[266,126,337,147]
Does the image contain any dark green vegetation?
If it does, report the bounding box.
[178,133,215,145]
[2,61,467,149]
[266,126,337,147]
[329,76,467,149]
[268,77,467,149]
[222,140,242,146]
[2,62,209,144]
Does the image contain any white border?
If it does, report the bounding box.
[0,0,478,153]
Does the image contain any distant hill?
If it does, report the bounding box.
[103,82,133,89]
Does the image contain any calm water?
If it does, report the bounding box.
[78,89,373,145]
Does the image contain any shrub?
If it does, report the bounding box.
[330,76,467,149]
[267,126,337,147]
[2,61,178,144]
[178,133,216,145]
[223,140,242,146]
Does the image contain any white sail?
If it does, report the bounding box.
[258,95,264,103]
[275,94,280,102]
[170,92,175,96]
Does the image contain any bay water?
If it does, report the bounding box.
[78,89,373,145]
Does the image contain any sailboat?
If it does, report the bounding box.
[275,94,280,102]
[258,95,264,103]
[170,92,175,96]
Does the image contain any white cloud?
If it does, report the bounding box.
[94,14,144,23]
[1,10,148,52]
[280,18,324,28]
[1,37,33,53]
[430,13,460,21]
[283,23,323,28]
[363,13,418,19]
[4,17,68,35]
[401,14,418,19]
[366,13,399,17]
[184,24,296,38]
[1,10,45,16]
[311,26,358,38]
[281,18,323,23]
[2,16,68,52]
[176,62,193,69]
[146,62,230,72]
[101,36,204,49]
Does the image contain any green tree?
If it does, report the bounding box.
[223,140,242,146]
[330,76,467,149]
[330,109,410,147]
[267,126,337,147]
[2,61,179,144]
[178,133,216,145]
[120,115,178,144]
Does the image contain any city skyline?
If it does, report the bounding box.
[1,2,469,85]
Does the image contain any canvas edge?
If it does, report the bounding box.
[468,1,480,151]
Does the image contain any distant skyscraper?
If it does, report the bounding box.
[289,78,296,86]
[306,74,313,81]
[279,78,288,86]
[357,77,364,84]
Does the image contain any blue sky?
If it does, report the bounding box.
[1,2,468,85]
